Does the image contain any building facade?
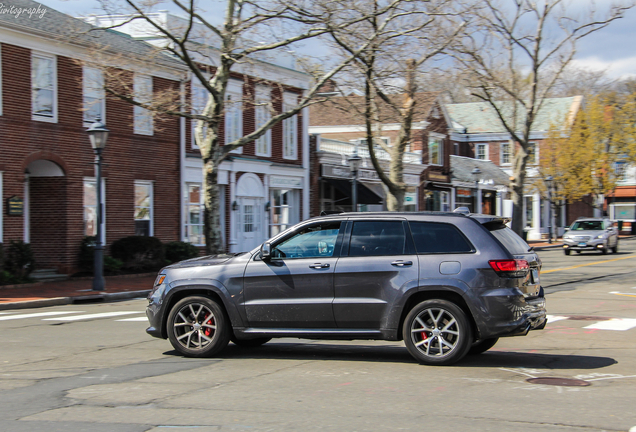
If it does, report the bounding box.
[445,96,584,239]
[0,0,186,274]
[89,12,313,253]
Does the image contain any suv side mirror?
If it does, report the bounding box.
[260,242,272,260]
[564,227,570,232]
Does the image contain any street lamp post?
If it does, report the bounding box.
[546,175,553,244]
[348,148,362,212]
[86,117,110,291]
[471,167,482,214]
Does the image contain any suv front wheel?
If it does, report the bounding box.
[403,299,472,366]
[167,296,230,357]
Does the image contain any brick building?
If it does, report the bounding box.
[0,0,186,275]
[309,92,450,212]
[87,12,313,253]
[445,96,585,239]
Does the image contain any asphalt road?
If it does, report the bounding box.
[1,241,636,432]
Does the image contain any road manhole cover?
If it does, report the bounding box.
[526,377,591,386]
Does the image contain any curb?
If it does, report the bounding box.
[0,290,151,311]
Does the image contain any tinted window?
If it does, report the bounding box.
[570,220,604,230]
[486,222,530,254]
[409,222,473,254]
[349,221,406,256]
[272,222,341,259]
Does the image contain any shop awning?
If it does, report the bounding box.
[323,178,383,205]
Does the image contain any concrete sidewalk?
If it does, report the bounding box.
[0,273,155,311]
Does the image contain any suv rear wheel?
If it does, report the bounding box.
[167,296,230,357]
[403,299,472,366]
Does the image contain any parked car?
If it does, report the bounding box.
[562,218,619,255]
[146,211,547,366]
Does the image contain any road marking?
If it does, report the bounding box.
[546,315,569,323]
[609,291,636,298]
[583,318,636,331]
[42,311,142,321]
[116,317,148,322]
[542,254,636,274]
[0,311,84,321]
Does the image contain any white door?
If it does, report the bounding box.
[239,197,263,252]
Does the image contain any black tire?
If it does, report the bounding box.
[403,299,472,366]
[167,296,230,358]
[231,336,271,348]
[468,337,499,355]
[564,249,571,256]
[602,246,608,255]
[612,241,618,254]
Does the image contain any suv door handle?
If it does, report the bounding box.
[309,263,330,269]
[391,260,413,267]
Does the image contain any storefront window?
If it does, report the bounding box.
[83,178,105,242]
[186,184,204,245]
[525,196,534,228]
[270,189,297,236]
[134,181,153,236]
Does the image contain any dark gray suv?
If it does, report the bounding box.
[146,212,547,365]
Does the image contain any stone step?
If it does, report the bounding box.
[31,269,69,282]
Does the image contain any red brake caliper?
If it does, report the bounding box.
[203,314,214,337]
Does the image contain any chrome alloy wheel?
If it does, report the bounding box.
[172,302,217,350]
[409,307,461,358]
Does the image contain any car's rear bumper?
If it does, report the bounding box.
[474,290,547,339]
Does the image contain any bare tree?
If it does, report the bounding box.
[450,0,632,234]
[324,0,466,210]
[85,0,413,253]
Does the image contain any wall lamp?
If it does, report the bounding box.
[232,201,238,211]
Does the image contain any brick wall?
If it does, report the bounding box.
[0,43,182,274]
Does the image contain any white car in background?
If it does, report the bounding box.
[562,218,619,255]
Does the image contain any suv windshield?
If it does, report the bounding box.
[485,222,530,254]
[570,220,604,230]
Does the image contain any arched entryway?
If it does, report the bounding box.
[235,173,265,252]
[24,158,67,272]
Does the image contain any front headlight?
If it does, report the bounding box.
[594,233,605,239]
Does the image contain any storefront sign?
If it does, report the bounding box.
[427,172,449,183]
[270,175,303,189]
[7,196,24,215]
[323,165,420,185]
[456,188,472,197]
[404,192,416,204]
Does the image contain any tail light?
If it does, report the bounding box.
[489,259,529,277]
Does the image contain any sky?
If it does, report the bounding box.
[29,0,636,79]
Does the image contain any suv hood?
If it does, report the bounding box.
[165,252,247,269]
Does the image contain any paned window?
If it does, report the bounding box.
[83,67,105,124]
[254,85,271,157]
[283,93,298,159]
[428,136,443,165]
[134,74,153,135]
[270,189,297,237]
[32,53,56,121]
[527,142,538,165]
[409,222,473,254]
[349,221,406,257]
[0,45,3,116]
[225,80,243,153]
[476,144,488,160]
[501,142,511,165]
[83,178,105,242]
[134,181,153,236]
[185,183,204,245]
[191,76,209,149]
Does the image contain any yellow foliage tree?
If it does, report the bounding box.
[538,93,636,212]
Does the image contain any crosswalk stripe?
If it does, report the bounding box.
[42,311,142,321]
[584,319,636,331]
[0,311,84,321]
[116,317,148,322]
[546,315,569,323]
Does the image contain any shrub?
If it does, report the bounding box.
[5,241,36,280]
[104,256,124,273]
[110,236,165,271]
[164,241,200,263]
[78,236,97,272]
[0,270,18,285]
